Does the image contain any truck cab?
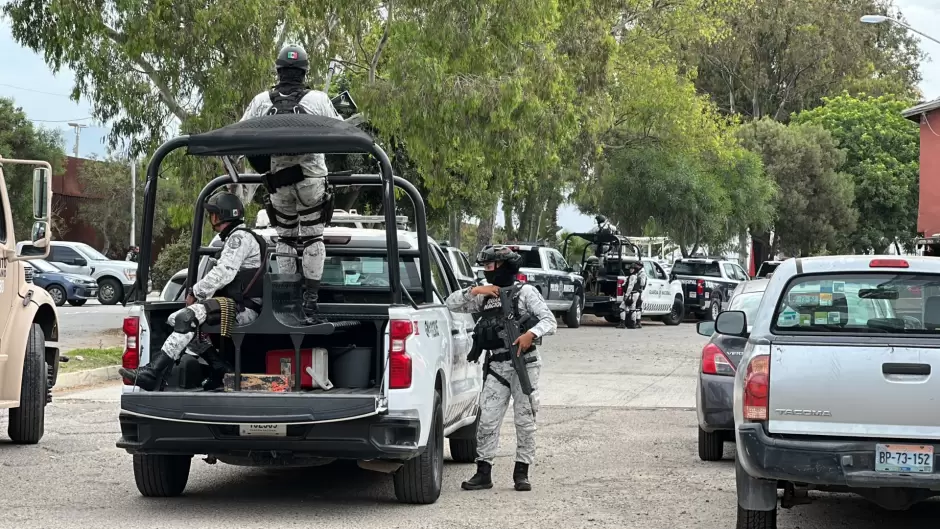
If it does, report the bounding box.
[117,114,482,505]
[0,156,61,444]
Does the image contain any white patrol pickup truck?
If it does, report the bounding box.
[121,223,483,504]
[598,257,685,325]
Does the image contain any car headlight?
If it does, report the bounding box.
[124,269,136,280]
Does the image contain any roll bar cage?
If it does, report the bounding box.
[561,232,640,274]
[133,113,431,306]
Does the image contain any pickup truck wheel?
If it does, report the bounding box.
[662,296,684,326]
[564,295,582,328]
[8,324,46,444]
[698,427,724,461]
[97,278,123,305]
[604,314,621,323]
[736,505,776,529]
[46,284,67,307]
[448,414,479,463]
[132,454,192,497]
[705,298,721,321]
[394,390,444,504]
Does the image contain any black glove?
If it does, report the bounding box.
[467,344,483,364]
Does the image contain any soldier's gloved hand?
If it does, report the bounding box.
[467,348,483,364]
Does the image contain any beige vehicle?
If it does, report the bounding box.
[0,155,60,444]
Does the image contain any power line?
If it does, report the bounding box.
[30,116,95,123]
[0,82,75,98]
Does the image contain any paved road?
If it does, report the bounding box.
[4,317,940,528]
[56,295,159,351]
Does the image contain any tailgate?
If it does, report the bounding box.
[768,342,940,439]
[121,391,383,424]
[676,277,701,302]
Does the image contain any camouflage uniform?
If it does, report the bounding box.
[619,265,648,327]
[240,90,341,284]
[445,283,557,465]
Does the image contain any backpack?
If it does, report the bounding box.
[266,88,310,115]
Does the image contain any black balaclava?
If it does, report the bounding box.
[275,67,307,93]
[485,262,518,287]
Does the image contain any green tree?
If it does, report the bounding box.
[691,0,923,121]
[736,118,858,256]
[0,97,66,241]
[792,93,919,252]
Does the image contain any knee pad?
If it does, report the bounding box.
[173,308,199,333]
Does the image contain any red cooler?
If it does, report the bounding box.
[265,349,316,388]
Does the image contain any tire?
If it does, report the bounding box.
[97,277,123,305]
[604,315,621,323]
[394,390,444,504]
[46,284,67,307]
[736,504,777,529]
[8,324,47,444]
[564,295,582,328]
[662,296,685,326]
[698,427,725,461]
[448,414,479,463]
[705,298,721,321]
[132,454,192,497]
[67,299,87,306]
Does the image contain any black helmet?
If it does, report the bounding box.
[476,245,523,268]
[276,44,309,73]
[204,192,244,224]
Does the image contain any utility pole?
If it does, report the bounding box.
[130,158,136,247]
[66,122,88,158]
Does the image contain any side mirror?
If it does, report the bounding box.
[30,221,49,246]
[32,167,50,219]
[696,321,715,336]
[73,256,88,267]
[715,310,748,336]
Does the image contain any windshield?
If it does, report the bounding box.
[730,291,764,321]
[771,273,940,334]
[29,259,60,273]
[74,243,110,261]
[321,255,421,288]
[672,261,721,277]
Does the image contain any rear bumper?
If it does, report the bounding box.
[737,423,940,489]
[697,373,734,431]
[117,391,421,461]
[583,298,618,315]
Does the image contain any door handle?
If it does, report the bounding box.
[883,363,931,376]
[451,329,460,335]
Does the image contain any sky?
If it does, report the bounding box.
[2,0,939,234]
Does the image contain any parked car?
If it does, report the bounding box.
[695,279,768,461]
[439,242,477,287]
[17,241,150,305]
[25,259,99,307]
[724,256,940,527]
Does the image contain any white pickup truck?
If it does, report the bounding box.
[117,114,484,505]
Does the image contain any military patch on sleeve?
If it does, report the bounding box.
[227,235,242,249]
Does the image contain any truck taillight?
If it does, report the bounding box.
[389,320,414,389]
[617,278,625,297]
[516,273,527,282]
[743,355,770,421]
[122,316,140,385]
[701,343,735,376]
[697,279,705,295]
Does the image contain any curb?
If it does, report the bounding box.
[55,365,123,391]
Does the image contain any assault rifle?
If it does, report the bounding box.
[497,286,537,401]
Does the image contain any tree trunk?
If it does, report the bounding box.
[475,205,497,255]
[448,210,462,249]
[738,231,749,269]
[502,195,515,241]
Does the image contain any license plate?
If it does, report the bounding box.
[875,444,934,473]
[688,291,696,298]
[239,423,287,437]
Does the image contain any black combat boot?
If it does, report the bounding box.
[119,351,175,391]
[513,462,532,491]
[461,461,494,490]
[616,318,627,329]
[302,278,325,324]
[198,346,229,391]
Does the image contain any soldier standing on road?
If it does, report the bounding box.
[118,192,265,391]
[618,261,647,329]
[445,246,557,492]
[241,44,343,324]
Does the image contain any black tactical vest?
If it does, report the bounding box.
[473,285,540,350]
[216,227,267,307]
[267,88,310,115]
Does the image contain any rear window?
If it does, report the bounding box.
[756,262,779,277]
[518,250,542,269]
[772,274,940,334]
[730,291,764,321]
[672,261,721,277]
[321,255,421,288]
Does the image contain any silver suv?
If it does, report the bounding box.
[719,255,940,527]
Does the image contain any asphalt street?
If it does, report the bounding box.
[3,317,940,528]
[56,295,160,352]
